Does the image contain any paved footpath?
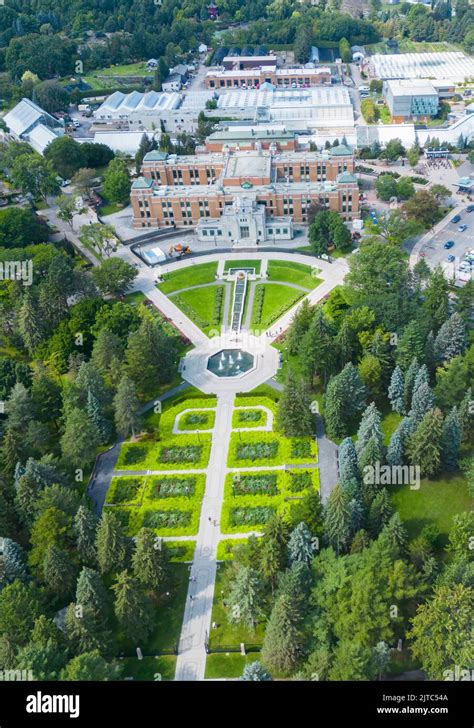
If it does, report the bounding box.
[175,392,234,681]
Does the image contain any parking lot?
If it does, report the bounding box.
[418,205,474,282]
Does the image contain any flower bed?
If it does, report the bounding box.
[231,472,279,496]
[227,431,317,467]
[235,440,279,462]
[229,506,275,527]
[179,409,216,431]
[150,476,197,499]
[220,469,319,534]
[158,444,203,464]
[142,509,192,529]
[165,540,196,562]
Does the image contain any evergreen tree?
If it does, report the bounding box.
[396,322,426,370]
[388,365,404,414]
[408,408,444,478]
[261,592,305,673]
[348,496,365,538]
[434,313,466,363]
[324,363,367,440]
[441,406,460,471]
[259,516,288,590]
[356,403,384,460]
[86,390,111,445]
[96,510,128,575]
[60,650,121,681]
[2,538,27,583]
[125,316,176,398]
[6,382,33,430]
[409,381,435,427]
[458,388,474,443]
[241,661,272,681]
[373,641,391,680]
[14,470,40,526]
[425,330,435,371]
[386,426,404,467]
[367,489,393,538]
[298,306,335,385]
[74,505,98,563]
[338,437,360,490]
[60,407,101,469]
[91,328,124,380]
[2,425,27,478]
[350,529,370,554]
[288,522,314,565]
[227,566,263,631]
[413,364,429,394]
[324,485,351,554]
[131,528,169,593]
[112,570,154,644]
[64,602,114,658]
[383,513,408,556]
[286,299,313,356]
[276,370,313,437]
[18,289,45,354]
[114,374,141,439]
[403,357,419,412]
[76,567,109,619]
[43,545,77,599]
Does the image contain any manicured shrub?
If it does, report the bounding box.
[111,478,142,503]
[290,439,313,459]
[238,410,262,423]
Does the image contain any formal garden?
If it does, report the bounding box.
[109,397,217,543]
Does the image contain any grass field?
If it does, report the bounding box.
[208,566,266,650]
[171,284,223,336]
[116,564,188,655]
[251,283,304,329]
[121,655,177,681]
[205,653,256,679]
[224,259,262,274]
[158,262,218,294]
[391,473,471,545]
[266,260,321,290]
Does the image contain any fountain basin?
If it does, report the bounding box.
[207,349,254,378]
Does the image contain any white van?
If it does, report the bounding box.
[359,85,369,92]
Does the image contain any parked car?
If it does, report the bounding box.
[451,214,461,223]
[458,224,467,232]
[466,204,474,212]
[447,254,455,262]
[444,240,455,249]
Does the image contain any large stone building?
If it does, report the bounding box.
[131,145,358,244]
[204,64,332,89]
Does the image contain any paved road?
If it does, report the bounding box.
[175,392,234,682]
[410,203,473,278]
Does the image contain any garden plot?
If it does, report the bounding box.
[105,473,206,537]
[221,469,319,534]
[116,397,215,471]
[174,407,216,434]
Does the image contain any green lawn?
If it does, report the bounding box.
[224,259,262,274]
[171,284,223,336]
[251,283,305,329]
[205,653,256,679]
[391,473,471,545]
[266,260,321,290]
[96,62,150,77]
[121,655,177,681]
[116,564,188,654]
[208,565,266,650]
[158,262,218,294]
